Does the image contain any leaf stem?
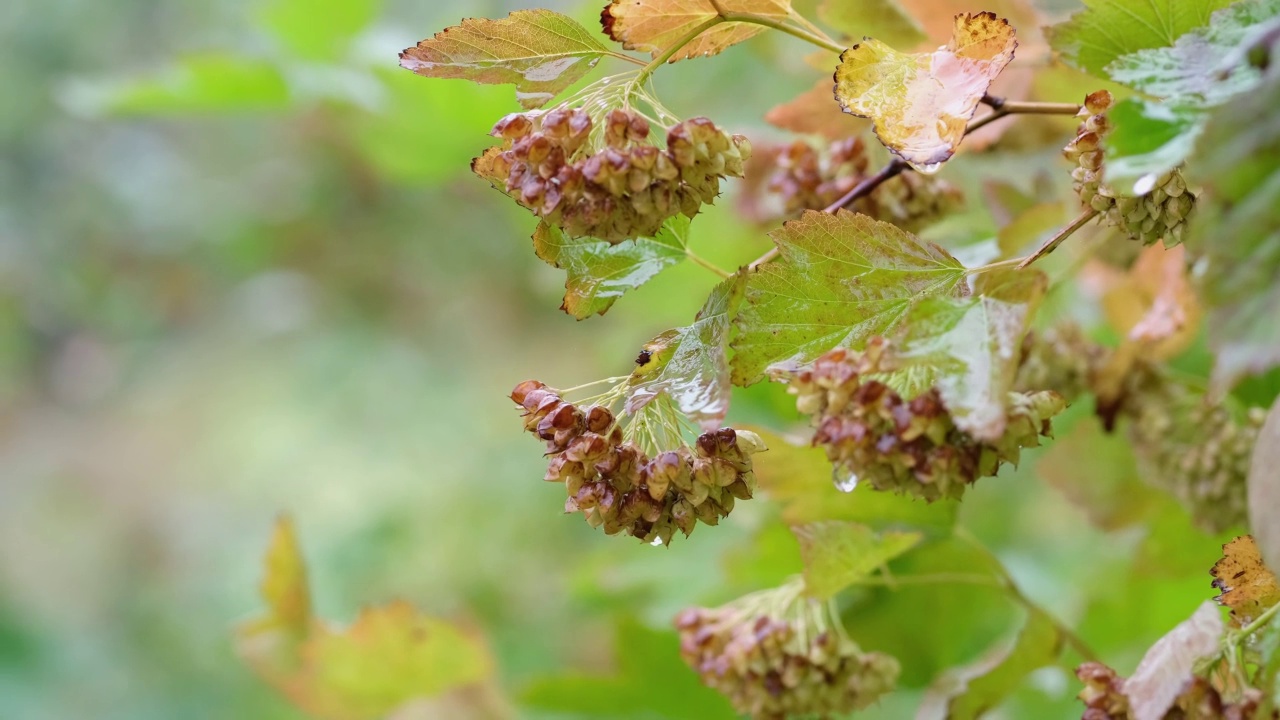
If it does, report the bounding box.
[1239,598,1280,638]
[605,51,649,67]
[822,159,907,214]
[634,16,726,85]
[967,95,1083,135]
[1016,208,1100,269]
[724,12,846,54]
[685,248,733,278]
[788,8,840,48]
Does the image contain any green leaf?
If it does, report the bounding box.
[522,616,737,720]
[817,0,927,48]
[731,210,967,386]
[75,55,289,116]
[792,521,923,600]
[259,0,378,61]
[1186,49,1280,390]
[1047,0,1235,78]
[1250,395,1280,574]
[399,10,609,110]
[533,216,689,319]
[917,607,1063,720]
[895,269,1047,442]
[626,274,744,428]
[1104,98,1204,188]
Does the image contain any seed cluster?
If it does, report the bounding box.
[786,340,1065,501]
[511,380,760,545]
[676,590,899,719]
[1065,90,1196,246]
[1076,662,1263,720]
[1014,324,1107,404]
[473,108,750,243]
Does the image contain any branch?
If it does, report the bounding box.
[1016,208,1100,269]
[722,12,845,53]
[822,159,907,214]
[968,94,1083,135]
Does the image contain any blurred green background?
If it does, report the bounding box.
[0,0,1239,718]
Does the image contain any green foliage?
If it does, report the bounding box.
[88,55,290,115]
[259,0,379,61]
[1047,0,1236,77]
[793,521,922,600]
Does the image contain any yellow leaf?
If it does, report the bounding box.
[1211,535,1280,628]
[261,515,311,636]
[602,0,791,62]
[1096,243,1201,361]
[834,12,1017,171]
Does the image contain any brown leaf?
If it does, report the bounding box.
[1124,602,1224,720]
[1250,397,1280,579]
[1211,535,1280,628]
[601,0,791,62]
[765,79,870,140]
[833,12,1018,171]
[1097,243,1201,361]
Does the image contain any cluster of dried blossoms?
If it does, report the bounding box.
[758,137,961,232]
[1076,662,1265,720]
[783,339,1065,501]
[472,107,750,243]
[676,583,899,719]
[510,380,761,545]
[1065,90,1196,246]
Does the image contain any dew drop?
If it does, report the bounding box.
[833,467,859,493]
[1131,173,1158,195]
[650,536,665,547]
[916,161,944,175]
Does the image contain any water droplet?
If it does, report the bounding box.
[1132,173,1158,195]
[649,536,665,547]
[916,161,944,175]
[833,467,859,493]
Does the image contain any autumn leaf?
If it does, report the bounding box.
[533,217,689,319]
[1123,602,1224,720]
[834,12,1017,171]
[765,79,870,140]
[731,209,967,385]
[792,520,922,600]
[399,10,609,109]
[1250,397,1280,578]
[1092,243,1201,361]
[601,0,791,62]
[1211,535,1280,628]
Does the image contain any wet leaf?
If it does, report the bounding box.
[1211,535,1280,628]
[895,268,1048,442]
[765,79,870,140]
[1104,98,1204,188]
[1047,0,1234,78]
[533,216,689,319]
[792,520,922,600]
[399,10,609,110]
[601,0,791,62]
[1099,244,1201,361]
[916,607,1062,720]
[1251,397,1280,575]
[1035,413,1160,531]
[626,273,745,429]
[817,0,926,48]
[833,12,1017,171]
[731,210,967,386]
[1123,602,1224,720]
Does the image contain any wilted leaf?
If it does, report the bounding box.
[1123,602,1224,720]
[1035,413,1160,531]
[731,210,967,385]
[259,0,378,61]
[1047,0,1235,78]
[894,268,1047,442]
[601,0,791,62]
[1251,397,1280,576]
[817,0,926,48]
[793,521,922,600]
[1211,535,1280,628]
[834,12,1017,171]
[1098,244,1201,361]
[533,216,689,319]
[916,607,1062,720]
[626,273,744,428]
[399,10,609,110]
[1186,49,1280,391]
[765,79,870,140]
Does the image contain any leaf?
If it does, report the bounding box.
[817,0,927,48]
[626,273,744,428]
[1123,601,1224,720]
[399,10,609,110]
[1047,0,1235,78]
[1211,535,1280,628]
[259,516,311,637]
[916,607,1062,720]
[834,12,1017,171]
[894,268,1047,442]
[69,55,290,117]
[1252,396,1280,576]
[1186,49,1280,391]
[792,520,922,600]
[731,209,967,386]
[1035,413,1161,531]
[522,616,737,719]
[748,428,959,532]
[1103,98,1205,188]
[533,216,689,319]
[601,0,791,62]
[765,79,870,140]
[1098,243,1201,361]
[259,0,378,61]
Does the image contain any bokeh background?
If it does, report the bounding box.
[0,0,1249,718]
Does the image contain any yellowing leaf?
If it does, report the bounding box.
[1097,243,1201,361]
[834,12,1018,171]
[1211,535,1280,628]
[400,10,609,109]
[765,79,870,140]
[792,521,922,600]
[601,0,791,62]
[1250,397,1280,578]
[1124,602,1224,720]
[258,516,311,637]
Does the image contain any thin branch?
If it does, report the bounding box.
[605,51,649,67]
[968,95,1083,135]
[822,159,907,214]
[722,12,846,53]
[1016,208,1100,269]
[685,248,733,278]
[748,247,778,271]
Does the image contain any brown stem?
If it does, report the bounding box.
[822,159,907,214]
[968,94,1083,135]
[1016,208,1100,269]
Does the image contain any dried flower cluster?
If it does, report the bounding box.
[511,380,761,545]
[1013,324,1107,403]
[1076,662,1265,720]
[676,584,899,719]
[786,340,1065,501]
[473,107,750,243]
[1065,90,1195,246]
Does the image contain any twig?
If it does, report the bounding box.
[822,159,907,214]
[968,94,1083,135]
[605,51,649,67]
[685,248,732,278]
[1016,208,1100,269]
[722,12,845,54]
